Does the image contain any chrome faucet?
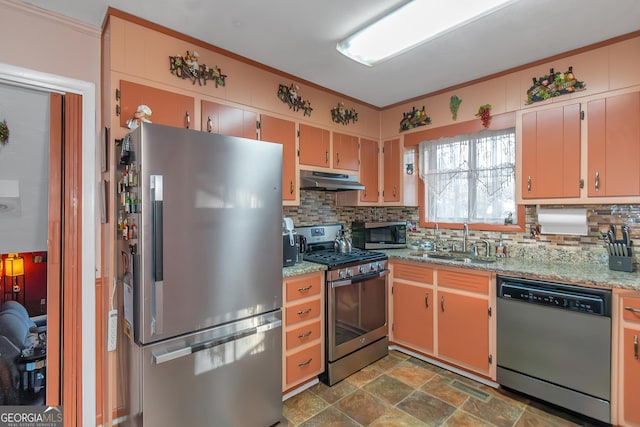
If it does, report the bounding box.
[433,223,439,251]
[462,223,469,253]
[478,239,491,257]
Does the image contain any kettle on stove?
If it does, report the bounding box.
[334,231,352,254]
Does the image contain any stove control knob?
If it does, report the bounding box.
[370,263,377,271]
[377,262,383,270]
[358,265,366,273]
[339,270,346,279]
[346,269,353,277]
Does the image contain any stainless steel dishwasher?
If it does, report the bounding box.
[496,276,612,423]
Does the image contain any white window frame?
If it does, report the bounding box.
[419,127,516,225]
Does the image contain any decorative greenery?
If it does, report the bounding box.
[169,50,227,87]
[331,102,358,125]
[449,95,462,120]
[277,84,313,116]
[476,104,492,128]
[399,106,431,132]
[526,66,586,104]
[0,120,9,145]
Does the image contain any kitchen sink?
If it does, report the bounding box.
[408,251,496,264]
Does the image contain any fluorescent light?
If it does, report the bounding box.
[337,0,516,66]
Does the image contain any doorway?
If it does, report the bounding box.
[0,63,97,425]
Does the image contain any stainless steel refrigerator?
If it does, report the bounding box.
[116,122,283,426]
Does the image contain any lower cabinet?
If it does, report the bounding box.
[282,271,324,392]
[617,291,640,426]
[392,263,434,352]
[390,260,494,379]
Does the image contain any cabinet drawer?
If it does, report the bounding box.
[286,320,322,351]
[438,270,489,294]
[622,295,640,323]
[286,343,322,385]
[285,275,321,302]
[393,262,434,284]
[285,299,321,327]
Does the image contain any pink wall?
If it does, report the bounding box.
[0,0,101,88]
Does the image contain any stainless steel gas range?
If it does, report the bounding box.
[295,224,389,386]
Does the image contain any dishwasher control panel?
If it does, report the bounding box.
[498,280,609,316]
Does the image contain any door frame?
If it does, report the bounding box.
[0,62,96,425]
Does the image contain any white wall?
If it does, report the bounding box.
[0,83,50,253]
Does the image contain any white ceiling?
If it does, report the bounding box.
[21,0,640,108]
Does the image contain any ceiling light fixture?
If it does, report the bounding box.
[337,0,516,66]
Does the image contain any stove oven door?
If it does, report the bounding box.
[327,269,389,362]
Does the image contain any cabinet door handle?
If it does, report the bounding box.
[441,295,445,312]
[325,150,329,164]
[336,152,341,165]
[635,335,638,360]
[624,306,640,314]
[297,285,313,292]
[393,185,397,197]
[207,115,213,133]
[595,171,599,192]
[298,330,312,339]
[290,180,295,195]
[527,176,532,193]
[185,111,191,129]
[425,292,429,309]
[297,308,312,316]
[297,358,312,367]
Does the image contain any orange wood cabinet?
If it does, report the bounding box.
[521,103,581,199]
[333,132,360,171]
[298,123,330,168]
[282,271,324,392]
[119,80,194,129]
[389,261,494,378]
[383,138,401,202]
[587,92,640,197]
[617,292,640,426]
[200,100,257,139]
[437,270,491,374]
[391,262,435,353]
[359,138,380,203]
[260,115,297,203]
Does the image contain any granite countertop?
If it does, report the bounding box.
[383,248,640,291]
[282,261,327,278]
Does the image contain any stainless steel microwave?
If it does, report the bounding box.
[351,221,407,249]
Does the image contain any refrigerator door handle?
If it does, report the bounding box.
[151,175,164,335]
[152,317,282,364]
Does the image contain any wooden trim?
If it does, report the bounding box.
[104,8,381,111]
[403,112,516,147]
[47,93,63,406]
[62,93,83,427]
[386,30,640,109]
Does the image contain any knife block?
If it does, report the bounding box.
[609,255,633,272]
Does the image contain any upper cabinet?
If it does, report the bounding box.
[260,115,297,204]
[298,124,330,168]
[587,92,640,197]
[521,103,581,199]
[333,132,359,172]
[201,100,257,139]
[359,138,380,203]
[383,138,401,203]
[119,80,194,130]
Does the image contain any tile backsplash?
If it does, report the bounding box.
[284,191,639,268]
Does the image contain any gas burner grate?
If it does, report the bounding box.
[304,249,387,268]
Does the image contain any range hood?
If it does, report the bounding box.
[300,170,364,191]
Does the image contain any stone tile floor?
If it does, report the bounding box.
[283,350,606,427]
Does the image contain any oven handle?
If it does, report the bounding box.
[330,269,389,288]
